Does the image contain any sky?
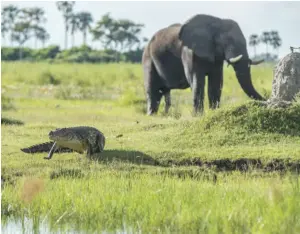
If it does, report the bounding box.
[1,1,300,59]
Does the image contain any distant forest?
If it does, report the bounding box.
[1,1,282,63]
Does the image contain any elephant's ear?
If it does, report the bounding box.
[179,14,221,63]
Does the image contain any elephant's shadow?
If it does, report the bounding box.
[93,149,160,166]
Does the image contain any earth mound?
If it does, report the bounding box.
[203,101,300,135]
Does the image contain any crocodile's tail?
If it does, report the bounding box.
[21,141,73,154]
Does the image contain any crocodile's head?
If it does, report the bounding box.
[49,128,78,142]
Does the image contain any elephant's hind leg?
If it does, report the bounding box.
[163,89,171,114]
[144,62,164,115]
[208,62,224,109]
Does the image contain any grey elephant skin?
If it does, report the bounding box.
[142,23,189,115]
[142,14,265,115]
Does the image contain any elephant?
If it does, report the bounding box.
[142,23,189,115]
[142,14,265,115]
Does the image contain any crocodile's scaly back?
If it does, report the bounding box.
[21,126,106,160]
[21,141,73,154]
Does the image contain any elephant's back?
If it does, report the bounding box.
[150,24,183,58]
[145,24,188,90]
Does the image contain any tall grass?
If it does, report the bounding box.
[1,61,299,233]
[1,170,299,233]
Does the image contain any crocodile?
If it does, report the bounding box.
[21,126,105,160]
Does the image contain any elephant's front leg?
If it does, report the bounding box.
[182,46,206,115]
[192,69,206,115]
[208,61,224,109]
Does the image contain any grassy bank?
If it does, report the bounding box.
[2,170,300,233]
[1,62,300,233]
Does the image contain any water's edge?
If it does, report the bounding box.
[1,217,132,234]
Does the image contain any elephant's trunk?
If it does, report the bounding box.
[232,60,265,101]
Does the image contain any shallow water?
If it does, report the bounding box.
[2,218,52,234]
[1,218,72,234]
[1,218,133,234]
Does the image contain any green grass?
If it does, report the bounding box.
[2,171,300,233]
[1,61,300,233]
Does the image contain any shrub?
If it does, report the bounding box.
[38,71,61,85]
[1,117,24,125]
[1,46,143,63]
[123,48,144,63]
[1,94,15,111]
[33,45,60,60]
[1,47,33,61]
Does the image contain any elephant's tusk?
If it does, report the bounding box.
[229,54,243,63]
[249,59,264,65]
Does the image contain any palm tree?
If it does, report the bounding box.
[77,11,93,46]
[30,7,46,48]
[34,26,50,48]
[21,7,46,48]
[248,34,260,58]
[69,13,80,47]
[260,31,271,57]
[11,22,32,60]
[1,5,20,46]
[56,1,75,49]
[270,30,282,57]
[1,21,9,46]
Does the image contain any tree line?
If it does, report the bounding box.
[1,1,148,62]
[249,31,282,60]
[1,1,283,63]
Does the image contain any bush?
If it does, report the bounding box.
[1,46,143,63]
[1,47,33,61]
[38,71,61,85]
[33,45,60,60]
[1,117,24,125]
[55,48,122,63]
[123,48,144,63]
[87,51,115,63]
[1,94,15,111]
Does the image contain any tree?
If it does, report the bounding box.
[77,11,93,46]
[260,31,271,56]
[116,19,144,52]
[270,30,282,57]
[91,14,146,62]
[11,22,32,60]
[20,7,46,23]
[34,26,50,48]
[69,13,80,47]
[91,13,116,50]
[1,21,9,46]
[1,5,20,46]
[56,1,75,49]
[91,14,145,55]
[21,7,47,48]
[249,34,260,58]
[142,37,149,47]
